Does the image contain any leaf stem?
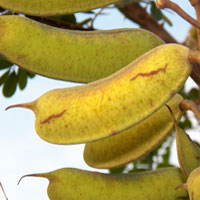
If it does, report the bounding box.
[180,99,200,120]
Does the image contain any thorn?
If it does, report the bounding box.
[17,175,31,185]
[17,173,44,185]
[5,104,24,111]
[5,101,36,111]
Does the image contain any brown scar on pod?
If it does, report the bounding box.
[40,110,67,124]
[130,64,168,81]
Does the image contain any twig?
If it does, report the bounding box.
[90,7,105,28]
[156,0,200,30]
[193,0,200,49]
[0,182,8,200]
[180,99,200,120]
[189,0,199,7]
[156,0,200,87]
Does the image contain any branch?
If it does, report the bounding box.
[26,15,94,31]
[117,2,177,43]
[156,0,200,30]
[189,50,200,86]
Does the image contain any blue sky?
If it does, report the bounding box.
[0,1,199,199]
